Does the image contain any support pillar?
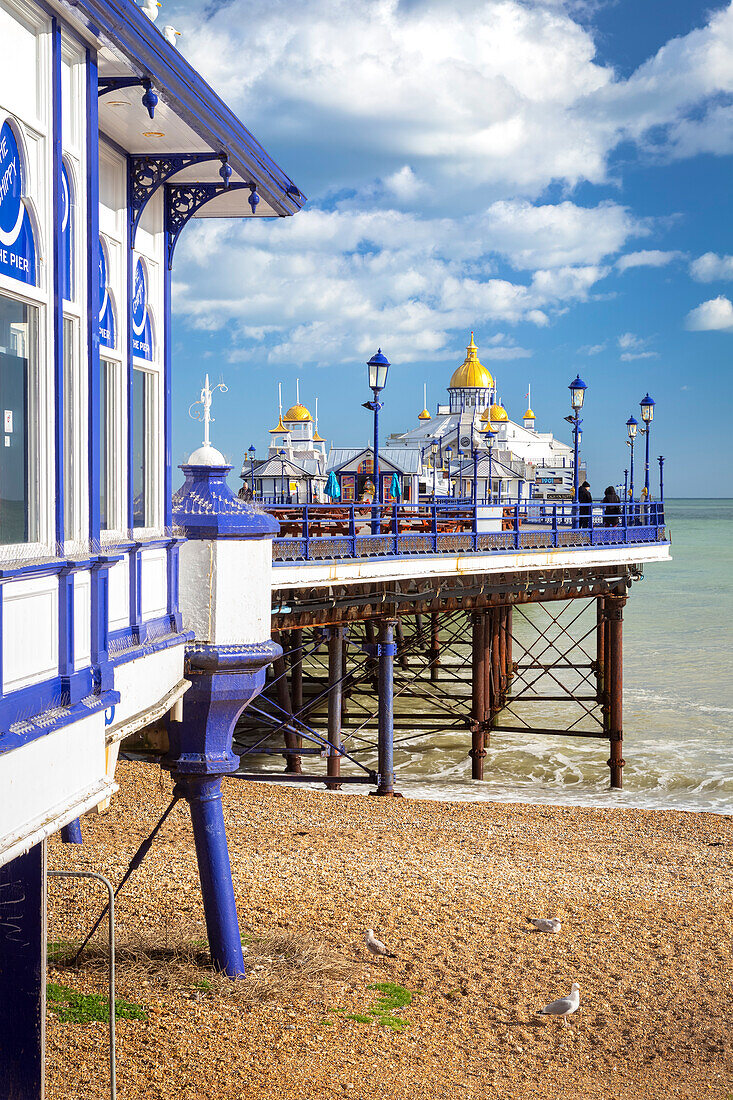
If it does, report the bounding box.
[498,606,507,705]
[395,618,408,670]
[607,595,626,789]
[470,612,486,779]
[173,776,245,976]
[364,620,379,691]
[596,596,606,705]
[506,605,514,688]
[429,612,441,682]
[491,606,502,726]
[375,619,398,796]
[483,609,493,741]
[272,632,302,774]
[290,630,303,717]
[326,627,344,791]
[415,613,426,649]
[0,844,46,1099]
[60,818,83,844]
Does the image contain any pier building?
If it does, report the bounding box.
[244,389,328,503]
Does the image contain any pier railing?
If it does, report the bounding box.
[268,499,667,563]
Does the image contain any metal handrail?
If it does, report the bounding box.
[266,499,667,562]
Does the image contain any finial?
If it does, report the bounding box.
[189,373,228,449]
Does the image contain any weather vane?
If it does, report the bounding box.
[189,373,227,448]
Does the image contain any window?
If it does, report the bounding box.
[62,317,78,540]
[100,359,121,532]
[132,367,155,528]
[0,294,37,545]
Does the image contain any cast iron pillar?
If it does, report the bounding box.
[470,612,487,780]
[429,613,441,683]
[326,626,345,791]
[271,630,302,773]
[169,442,280,976]
[596,596,606,705]
[375,619,398,796]
[607,594,626,789]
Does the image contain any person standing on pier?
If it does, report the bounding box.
[602,486,621,527]
[578,481,593,528]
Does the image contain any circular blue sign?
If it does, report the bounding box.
[132,258,147,335]
[0,119,35,285]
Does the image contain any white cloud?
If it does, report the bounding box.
[617,332,658,361]
[690,252,733,282]
[482,200,643,269]
[616,250,683,272]
[685,295,733,332]
[578,342,607,355]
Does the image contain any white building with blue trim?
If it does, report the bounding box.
[0,2,303,1091]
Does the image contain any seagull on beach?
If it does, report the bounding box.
[527,917,561,934]
[163,24,182,46]
[365,929,396,960]
[537,982,580,1026]
[140,0,161,20]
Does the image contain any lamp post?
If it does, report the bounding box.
[445,445,453,498]
[248,443,256,492]
[431,440,438,497]
[626,416,638,501]
[472,430,480,508]
[640,393,655,497]
[566,376,587,518]
[624,468,628,502]
[485,427,495,503]
[278,447,287,504]
[363,349,390,533]
[658,455,664,502]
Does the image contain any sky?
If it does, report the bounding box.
[160,0,733,497]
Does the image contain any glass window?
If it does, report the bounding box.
[0,294,37,545]
[63,317,77,541]
[100,359,120,532]
[132,367,154,528]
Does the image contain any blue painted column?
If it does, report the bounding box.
[375,619,398,797]
[168,450,280,975]
[0,844,45,1099]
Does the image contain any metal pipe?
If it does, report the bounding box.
[60,818,83,844]
[327,627,344,791]
[49,870,116,1100]
[429,612,440,683]
[374,619,397,796]
[498,606,507,705]
[175,775,246,976]
[607,595,625,789]
[483,609,492,736]
[491,607,502,725]
[506,605,514,686]
[271,632,302,773]
[596,596,606,705]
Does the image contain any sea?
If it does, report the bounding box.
[347,499,733,815]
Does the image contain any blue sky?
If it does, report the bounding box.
[160,0,733,496]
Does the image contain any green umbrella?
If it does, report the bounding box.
[325,470,341,500]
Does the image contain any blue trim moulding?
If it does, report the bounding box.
[173,463,279,539]
[51,21,65,551]
[0,689,120,754]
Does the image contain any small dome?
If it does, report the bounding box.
[449,332,494,390]
[313,430,325,442]
[269,414,288,434]
[524,408,535,420]
[187,442,227,466]
[418,408,431,421]
[489,403,508,422]
[283,403,313,422]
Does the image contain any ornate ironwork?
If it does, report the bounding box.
[129,153,229,243]
[98,77,158,120]
[165,182,253,268]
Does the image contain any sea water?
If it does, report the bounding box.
[366,499,733,814]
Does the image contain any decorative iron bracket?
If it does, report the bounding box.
[164,181,258,268]
[129,153,229,244]
[98,76,159,120]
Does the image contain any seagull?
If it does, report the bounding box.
[537,982,580,1026]
[527,917,561,934]
[365,929,396,960]
[140,0,161,20]
[163,25,182,46]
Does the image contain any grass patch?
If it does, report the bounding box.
[346,1013,373,1024]
[368,982,412,1012]
[329,982,414,1031]
[48,940,74,964]
[47,983,146,1024]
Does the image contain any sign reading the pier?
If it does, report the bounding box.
[0,120,36,286]
[98,237,116,349]
[132,258,153,361]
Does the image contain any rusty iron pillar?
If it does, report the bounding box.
[470,611,487,780]
[271,629,302,774]
[326,626,345,791]
[429,612,441,682]
[606,594,626,788]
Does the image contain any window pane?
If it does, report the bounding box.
[63,317,75,540]
[132,367,150,528]
[0,295,36,545]
[100,360,109,531]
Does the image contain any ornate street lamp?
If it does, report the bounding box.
[363,349,390,532]
[626,415,638,502]
[248,443,256,491]
[640,393,655,497]
[445,445,453,498]
[484,424,497,503]
[278,447,287,504]
[566,375,587,510]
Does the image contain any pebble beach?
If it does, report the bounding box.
[47,761,733,1099]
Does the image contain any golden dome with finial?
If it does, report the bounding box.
[524,407,535,420]
[418,408,431,421]
[489,403,508,422]
[269,414,288,434]
[313,430,325,442]
[283,403,313,422]
[449,332,494,390]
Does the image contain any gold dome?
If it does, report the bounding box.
[449,332,494,390]
[313,430,325,442]
[524,408,535,420]
[268,414,287,434]
[283,403,313,422]
[489,403,508,422]
[418,408,431,421]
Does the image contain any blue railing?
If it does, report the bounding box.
[267,499,667,563]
